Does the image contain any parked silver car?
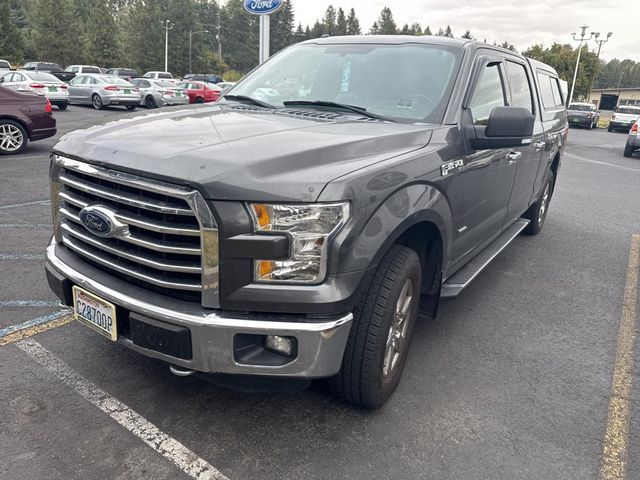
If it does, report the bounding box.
[68,74,141,110]
[0,59,11,74]
[624,122,639,157]
[129,78,189,108]
[0,70,69,110]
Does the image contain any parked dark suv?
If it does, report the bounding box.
[45,36,567,407]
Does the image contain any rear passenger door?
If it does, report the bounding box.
[503,59,546,224]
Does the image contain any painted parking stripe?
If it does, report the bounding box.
[0,300,60,308]
[16,339,228,480]
[0,224,51,229]
[600,234,640,480]
[564,152,640,174]
[0,253,46,260]
[0,199,50,210]
[0,313,73,347]
[0,310,69,339]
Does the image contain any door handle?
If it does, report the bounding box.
[534,141,545,152]
[507,151,522,164]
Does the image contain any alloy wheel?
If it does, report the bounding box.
[0,123,24,152]
[383,279,413,378]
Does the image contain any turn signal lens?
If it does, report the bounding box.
[252,204,271,229]
[44,99,52,113]
[631,123,638,133]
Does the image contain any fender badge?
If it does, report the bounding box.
[441,159,464,177]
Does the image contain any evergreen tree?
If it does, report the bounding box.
[409,23,423,35]
[271,0,295,53]
[335,7,347,36]
[376,7,397,34]
[294,23,307,43]
[436,27,445,36]
[461,30,473,39]
[0,0,25,62]
[400,24,410,35]
[81,0,120,67]
[444,25,453,37]
[369,22,379,35]
[424,26,432,35]
[310,20,324,38]
[322,5,336,35]
[31,0,78,65]
[346,8,361,35]
[220,0,258,72]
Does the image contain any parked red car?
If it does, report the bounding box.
[0,86,56,155]
[175,81,221,104]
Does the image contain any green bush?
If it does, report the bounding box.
[223,69,244,82]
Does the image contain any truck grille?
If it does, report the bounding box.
[51,155,219,307]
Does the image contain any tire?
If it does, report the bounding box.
[0,119,28,155]
[126,105,137,111]
[144,95,157,109]
[624,141,634,158]
[523,170,555,235]
[92,94,103,110]
[587,121,593,130]
[195,97,205,104]
[608,125,613,132]
[57,103,68,111]
[328,245,421,408]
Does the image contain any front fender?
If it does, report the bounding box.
[331,183,453,275]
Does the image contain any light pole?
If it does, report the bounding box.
[161,20,174,73]
[189,30,209,74]
[568,25,596,105]
[217,11,222,60]
[588,32,613,104]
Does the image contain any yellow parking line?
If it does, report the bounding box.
[600,234,640,480]
[0,315,74,347]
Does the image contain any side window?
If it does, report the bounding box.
[505,61,533,113]
[3,73,14,82]
[549,77,563,107]
[538,72,563,110]
[470,63,506,125]
[15,73,25,82]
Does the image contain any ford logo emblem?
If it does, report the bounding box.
[243,0,284,15]
[79,205,128,239]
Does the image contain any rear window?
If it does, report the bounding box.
[102,76,133,86]
[537,71,563,110]
[616,107,640,114]
[29,72,60,82]
[569,104,592,111]
[158,73,172,79]
[0,61,10,69]
[83,67,101,74]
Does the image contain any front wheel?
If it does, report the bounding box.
[144,95,157,109]
[608,125,613,132]
[195,97,205,104]
[126,105,137,111]
[92,94,103,110]
[523,171,555,235]
[329,245,421,408]
[0,120,28,155]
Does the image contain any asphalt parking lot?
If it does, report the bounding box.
[1,107,640,479]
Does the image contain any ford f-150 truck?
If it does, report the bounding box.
[45,36,567,408]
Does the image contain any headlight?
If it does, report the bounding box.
[248,203,350,283]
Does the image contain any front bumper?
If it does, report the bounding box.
[610,121,634,131]
[45,239,352,378]
[568,116,593,127]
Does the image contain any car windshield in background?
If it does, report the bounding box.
[229,43,461,123]
[569,104,592,111]
[102,76,133,86]
[155,80,175,88]
[0,61,10,69]
[29,72,61,82]
[616,107,640,114]
[84,67,101,74]
[158,73,172,79]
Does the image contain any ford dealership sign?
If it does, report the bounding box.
[243,0,284,15]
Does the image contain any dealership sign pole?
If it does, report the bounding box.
[243,0,284,64]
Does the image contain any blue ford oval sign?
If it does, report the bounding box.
[243,0,284,15]
[79,205,129,239]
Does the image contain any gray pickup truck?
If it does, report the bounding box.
[45,36,567,407]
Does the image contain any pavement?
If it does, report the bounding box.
[1,108,640,480]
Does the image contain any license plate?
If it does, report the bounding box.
[124,89,130,94]
[175,92,180,96]
[72,286,117,341]
[48,86,57,92]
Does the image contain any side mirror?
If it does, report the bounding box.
[469,106,535,150]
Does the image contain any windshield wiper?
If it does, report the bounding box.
[283,100,395,122]
[223,95,275,109]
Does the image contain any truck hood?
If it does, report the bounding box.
[53,105,432,202]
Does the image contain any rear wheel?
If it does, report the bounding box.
[126,105,137,111]
[0,120,28,155]
[57,103,68,111]
[523,170,555,235]
[92,94,103,110]
[144,95,157,109]
[624,140,635,158]
[329,245,421,408]
[195,97,205,104]
[608,125,613,132]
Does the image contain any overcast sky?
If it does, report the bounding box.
[291,0,638,61]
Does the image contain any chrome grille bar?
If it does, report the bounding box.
[51,155,220,307]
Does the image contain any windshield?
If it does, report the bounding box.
[616,107,640,115]
[229,42,461,123]
[569,104,592,111]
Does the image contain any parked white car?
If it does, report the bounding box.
[0,59,11,74]
[143,71,175,83]
[0,70,69,110]
[609,105,640,132]
[65,65,102,75]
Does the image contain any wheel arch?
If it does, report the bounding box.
[0,115,31,140]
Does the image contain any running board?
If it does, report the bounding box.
[441,219,530,298]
